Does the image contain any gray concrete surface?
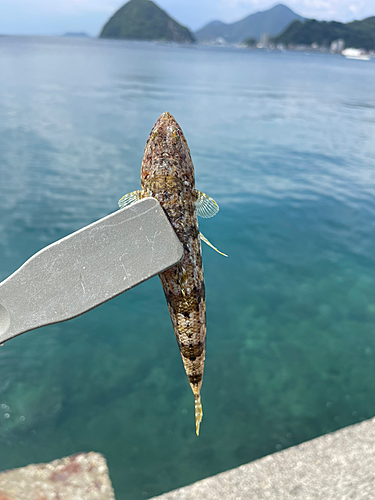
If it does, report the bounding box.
[151,417,375,499]
[0,452,115,500]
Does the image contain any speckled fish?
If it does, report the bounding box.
[118,112,226,435]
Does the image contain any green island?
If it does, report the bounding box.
[272,17,375,51]
[99,0,195,43]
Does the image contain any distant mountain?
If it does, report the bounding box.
[99,0,195,43]
[273,17,375,50]
[195,4,304,43]
[63,32,90,38]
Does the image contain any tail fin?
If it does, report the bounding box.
[195,395,203,436]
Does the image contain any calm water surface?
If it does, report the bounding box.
[1,37,375,499]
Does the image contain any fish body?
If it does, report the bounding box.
[141,112,205,435]
[119,112,226,435]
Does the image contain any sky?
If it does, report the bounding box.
[1,0,375,36]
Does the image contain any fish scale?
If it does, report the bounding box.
[118,112,226,435]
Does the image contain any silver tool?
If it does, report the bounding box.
[0,198,183,344]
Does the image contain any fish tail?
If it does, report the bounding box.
[195,394,203,436]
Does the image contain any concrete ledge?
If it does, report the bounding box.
[151,417,375,499]
[0,452,115,500]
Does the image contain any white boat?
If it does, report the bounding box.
[342,48,371,61]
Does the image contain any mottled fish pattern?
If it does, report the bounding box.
[119,112,226,435]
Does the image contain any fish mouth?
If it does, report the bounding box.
[150,112,185,146]
[160,111,175,121]
[159,112,180,132]
[159,111,177,125]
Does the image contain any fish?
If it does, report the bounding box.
[118,112,226,435]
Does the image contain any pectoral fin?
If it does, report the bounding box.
[118,190,142,209]
[195,190,219,218]
[200,232,228,257]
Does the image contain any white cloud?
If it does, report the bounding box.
[208,0,375,23]
[0,0,126,35]
[291,0,367,20]
[8,0,120,15]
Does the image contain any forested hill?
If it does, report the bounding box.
[99,0,195,43]
[195,4,303,43]
[273,17,375,50]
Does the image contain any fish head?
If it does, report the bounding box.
[141,112,195,191]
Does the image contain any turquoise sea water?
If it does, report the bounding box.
[1,36,375,498]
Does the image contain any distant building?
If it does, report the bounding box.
[257,32,269,49]
[214,37,227,46]
[330,39,345,54]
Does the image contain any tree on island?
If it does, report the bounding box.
[99,0,195,43]
[272,17,375,51]
[243,38,257,47]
